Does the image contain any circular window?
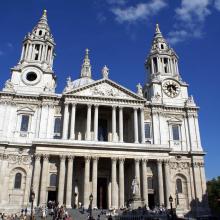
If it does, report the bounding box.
[26,72,37,82]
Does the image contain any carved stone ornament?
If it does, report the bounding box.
[7,154,32,165]
[4,79,14,91]
[170,162,189,171]
[74,83,134,99]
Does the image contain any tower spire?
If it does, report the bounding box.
[80,48,92,78]
[154,23,163,39]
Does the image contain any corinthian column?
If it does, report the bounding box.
[111,157,117,209]
[112,106,117,142]
[62,103,69,139]
[84,156,91,208]
[66,155,74,208]
[140,108,145,144]
[86,104,92,140]
[92,157,99,208]
[58,155,66,205]
[157,160,164,206]
[119,107,124,142]
[94,105,99,141]
[164,160,171,208]
[142,159,148,207]
[119,158,125,208]
[70,103,76,140]
[39,154,49,205]
[33,154,41,206]
[133,108,139,143]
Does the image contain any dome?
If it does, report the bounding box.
[72,77,94,88]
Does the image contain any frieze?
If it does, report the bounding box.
[7,154,32,165]
[169,162,189,171]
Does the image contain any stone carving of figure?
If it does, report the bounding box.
[131,177,139,196]
[136,83,143,96]
[64,76,73,92]
[102,65,109,79]
[4,79,13,90]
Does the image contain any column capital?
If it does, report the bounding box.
[87,103,92,108]
[67,155,75,160]
[163,159,170,165]
[111,157,118,162]
[135,158,141,162]
[133,106,138,110]
[84,156,91,162]
[92,156,99,161]
[35,154,41,161]
[119,106,124,110]
[60,155,67,161]
[157,159,163,164]
[112,105,117,109]
[64,102,69,106]
[94,104,99,108]
[119,158,125,163]
[42,154,49,161]
[71,102,77,107]
[142,158,148,164]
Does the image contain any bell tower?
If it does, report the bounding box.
[3,10,56,94]
[144,24,190,106]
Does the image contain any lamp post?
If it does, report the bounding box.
[89,193,93,220]
[169,195,174,220]
[30,188,35,220]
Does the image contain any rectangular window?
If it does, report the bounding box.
[54,117,61,139]
[145,123,151,139]
[20,115,29,132]
[172,125,180,141]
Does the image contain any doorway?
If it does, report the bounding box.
[148,194,155,210]
[97,177,108,209]
[48,191,57,202]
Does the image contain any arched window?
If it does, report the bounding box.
[147,177,153,189]
[50,174,57,187]
[176,178,183,193]
[54,118,61,139]
[14,173,22,189]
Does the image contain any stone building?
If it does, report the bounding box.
[0,11,209,216]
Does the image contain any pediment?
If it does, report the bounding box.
[167,116,182,123]
[64,79,145,101]
[17,107,34,114]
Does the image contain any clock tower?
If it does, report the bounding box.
[144,24,190,107]
[3,10,56,95]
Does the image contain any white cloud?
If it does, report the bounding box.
[168,0,212,44]
[111,0,167,23]
[7,42,13,49]
[0,50,4,56]
[214,0,220,10]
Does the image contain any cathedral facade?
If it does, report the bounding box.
[0,11,209,217]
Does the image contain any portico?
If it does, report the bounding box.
[32,150,171,210]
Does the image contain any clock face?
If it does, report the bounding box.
[162,80,180,98]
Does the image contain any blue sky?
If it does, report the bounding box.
[0,0,219,180]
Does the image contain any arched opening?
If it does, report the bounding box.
[176,178,183,193]
[14,173,22,189]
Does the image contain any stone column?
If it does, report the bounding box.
[111,157,117,209]
[164,160,171,208]
[135,158,141,197]
[94,105,99,141]
[119,107,124,142]
[62,103,69,139]
[142,159,148,207]
[112,106,117,142]
[33,154,41,206]
[39,154,49,205]
[70,103,76,140]
[140,108,145,144]
[92,157,98,208]
[84,156,91,208]
[86,104,92,140]
[119,158,125,208]
[58,155,66,205]
[133,108,139,143]
[66,155,74,208]
[157,160,164,206]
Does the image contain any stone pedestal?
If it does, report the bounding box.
[130,196,144,210]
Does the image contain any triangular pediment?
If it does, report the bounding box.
[64,79,145,101]
[167,116,182,123]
